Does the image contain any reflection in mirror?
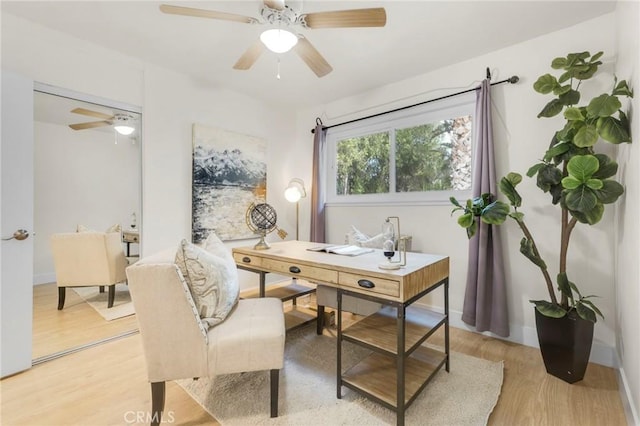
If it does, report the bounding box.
[32,90,141,363]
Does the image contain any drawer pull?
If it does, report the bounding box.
[358,279,375,289]
[289,266,301,274]
[242,256,251,263]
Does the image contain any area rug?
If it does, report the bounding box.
[72,283,135,321]
[177,326,503,426]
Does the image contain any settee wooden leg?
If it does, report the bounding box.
[107,285,115,308]
[99,286,105,293]
[270,369,279,418]
[150,381,165,426]
[316,305,325,335]
[57,287,66,310]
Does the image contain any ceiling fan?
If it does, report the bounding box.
[159,1,387,78]
[68,108,136,135]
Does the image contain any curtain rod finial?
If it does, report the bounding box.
[486,67,491,80]
[508,75,520,84]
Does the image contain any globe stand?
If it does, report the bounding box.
[254,232,270,250]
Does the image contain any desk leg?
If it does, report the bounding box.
[396,303,406,426]
[336,289,343,399]
[445,278,450,372]
[259,272,266,298]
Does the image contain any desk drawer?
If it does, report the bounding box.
[262,258,338,283]
[233,253,263,269]
[339,272,399,298]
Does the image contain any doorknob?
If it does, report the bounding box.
[2,229,30,241]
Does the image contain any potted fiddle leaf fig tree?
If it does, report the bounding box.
[450,51,632,383]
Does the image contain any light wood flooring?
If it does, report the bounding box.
[0,286,628,426]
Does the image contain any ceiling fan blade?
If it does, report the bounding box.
[302,8,386,29]
[263,0,285,11]
[69,121,112,131]
[294,36,332,78]
[233,40,266,70]
[159,4,257,24]
[71,107,113,120]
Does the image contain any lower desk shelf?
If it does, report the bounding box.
[241,279,317,331]
[342,345,447,408]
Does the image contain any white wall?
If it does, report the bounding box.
[296,13,622,365]
[614,1,640,423]
[1,13,296,292]
[33,121,140,284]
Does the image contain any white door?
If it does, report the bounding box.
[1,70,34,377]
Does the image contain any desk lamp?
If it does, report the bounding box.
[378,216,407,270]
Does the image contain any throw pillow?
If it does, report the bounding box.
[175,239,239,328]
[346,225,386,248]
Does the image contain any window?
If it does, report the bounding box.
[326,93,475,205]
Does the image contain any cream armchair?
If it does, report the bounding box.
[126,249,285,424]
[50,231,128,310]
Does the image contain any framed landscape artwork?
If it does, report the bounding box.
[192,124,267,243]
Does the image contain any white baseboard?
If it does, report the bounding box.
[414,301,618,368]
[617,366,640,426]
[33,272,56,286]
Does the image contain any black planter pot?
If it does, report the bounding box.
[534,308,594,384]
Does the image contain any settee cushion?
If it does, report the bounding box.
[77,223,122,233]
[175,238,239,328]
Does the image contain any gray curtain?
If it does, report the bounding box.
[461,79,509,337]
[310,122,326,243]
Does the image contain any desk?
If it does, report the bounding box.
[232,240,449,426]
[121,229,139,257]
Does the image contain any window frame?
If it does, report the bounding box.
[325,93,475,206]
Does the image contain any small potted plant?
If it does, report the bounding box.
[450,51,632,383]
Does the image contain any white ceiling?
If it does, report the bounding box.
[3,1,616,108]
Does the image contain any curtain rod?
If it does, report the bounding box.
[311,74,520,134]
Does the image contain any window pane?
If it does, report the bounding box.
[395,115,472,192]
[336,132,390,195]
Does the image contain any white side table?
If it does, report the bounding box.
[122,229,140,257]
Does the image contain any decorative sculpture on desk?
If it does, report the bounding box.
[245,202,287,250]
[378,216,407,270]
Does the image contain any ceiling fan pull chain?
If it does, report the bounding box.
[277,57,281,80]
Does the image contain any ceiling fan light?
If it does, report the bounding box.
[114,124,135,136]
[260,28,298,53]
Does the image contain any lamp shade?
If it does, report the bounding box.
[113,114,135,135]
[284,178,306,203]
[114,124,135,135]
[260,29,298,53]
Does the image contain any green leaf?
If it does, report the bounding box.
[570,202,604,225]
[533,74,559,94]
[597,116,631,144]
[580,299,604,319]
[612,79,633,97]
[564,107,584,121]
[594,180,624,204]
[466,219,477,239]
[567,155,599,181]
[558,70,573,84]
[590,51,604,62]
[559,89,580,106]
[592,154,618,179]
[565,186,598,213]
[538,99,564,118]
[561,176,581,189]
[557,272,571,298]
[457,212,474,228]
[526,163,545,178]
[509,212,524,221]
[543,142,571,161]
[531,300,566,318]
[575,302,597,322]
[574,64,598,80]
[536,164,562,192]
[573,124,599,147]
[520,238,547,269]
[587,94,622,118]
[499,174,522,207]
[585,179,603,190]
[449,196,461,208]
[481,201,510,225]
[551,57,567,69]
